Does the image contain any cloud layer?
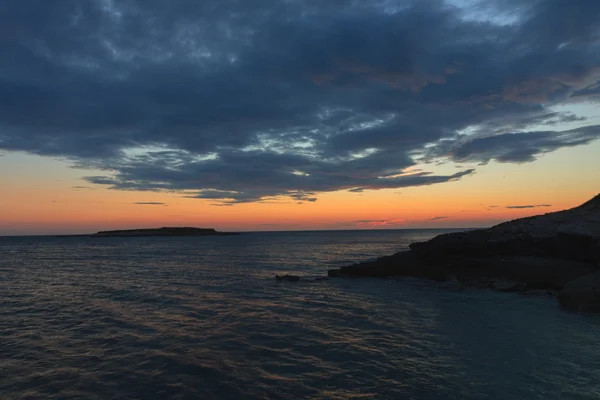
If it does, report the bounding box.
[1,0,599,203]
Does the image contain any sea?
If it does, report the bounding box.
[1,229,599,400]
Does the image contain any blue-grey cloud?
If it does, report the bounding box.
[424,125,600,164]
[0,0,599,203]
[134,202,167,205]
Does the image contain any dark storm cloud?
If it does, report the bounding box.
[1,0,599,203]
[506,204,552,209]
[83,161,475,204]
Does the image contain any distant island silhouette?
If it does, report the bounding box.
[92,227,239,237]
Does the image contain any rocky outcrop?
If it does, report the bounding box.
[328,193,600,311]
[276,274,301,282]
[410,193,600,262]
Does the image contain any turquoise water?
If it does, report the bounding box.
[1,230,600,399]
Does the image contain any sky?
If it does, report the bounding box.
[0,0,599,235]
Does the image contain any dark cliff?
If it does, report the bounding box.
[328,194,600,311]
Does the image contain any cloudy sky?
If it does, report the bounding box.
[1,0,599,234]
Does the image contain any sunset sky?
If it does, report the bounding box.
[1,0,599,235]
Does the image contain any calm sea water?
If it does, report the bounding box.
[1,229,600,400]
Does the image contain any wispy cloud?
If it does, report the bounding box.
[430,216,449,220]
[338,218,406,227]
[134,202,168,206]
[506,204,552,209]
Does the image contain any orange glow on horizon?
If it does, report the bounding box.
[1,143,599,235]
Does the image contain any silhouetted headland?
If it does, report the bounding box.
[328,194,600,312]
[91,227,239,237]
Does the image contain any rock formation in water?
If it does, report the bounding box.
[328,193,600,312]
[91,227,239,237]
[276,274,301,282]
[275,274,329,282]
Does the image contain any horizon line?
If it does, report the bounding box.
[0,226,485,238]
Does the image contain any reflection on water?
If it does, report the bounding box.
[1,230,600,399]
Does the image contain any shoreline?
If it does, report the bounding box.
[328,194,600,312]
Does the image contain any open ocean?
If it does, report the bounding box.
[1,229,600,399]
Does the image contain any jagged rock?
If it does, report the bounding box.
[559,271,600,312]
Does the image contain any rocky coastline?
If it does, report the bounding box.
[328,194,600,312]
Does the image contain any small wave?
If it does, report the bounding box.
[2,231,600,399]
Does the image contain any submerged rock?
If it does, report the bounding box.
[275,274,328,282]
[276,274,301,282]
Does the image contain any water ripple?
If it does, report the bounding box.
[1,230,600,399]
